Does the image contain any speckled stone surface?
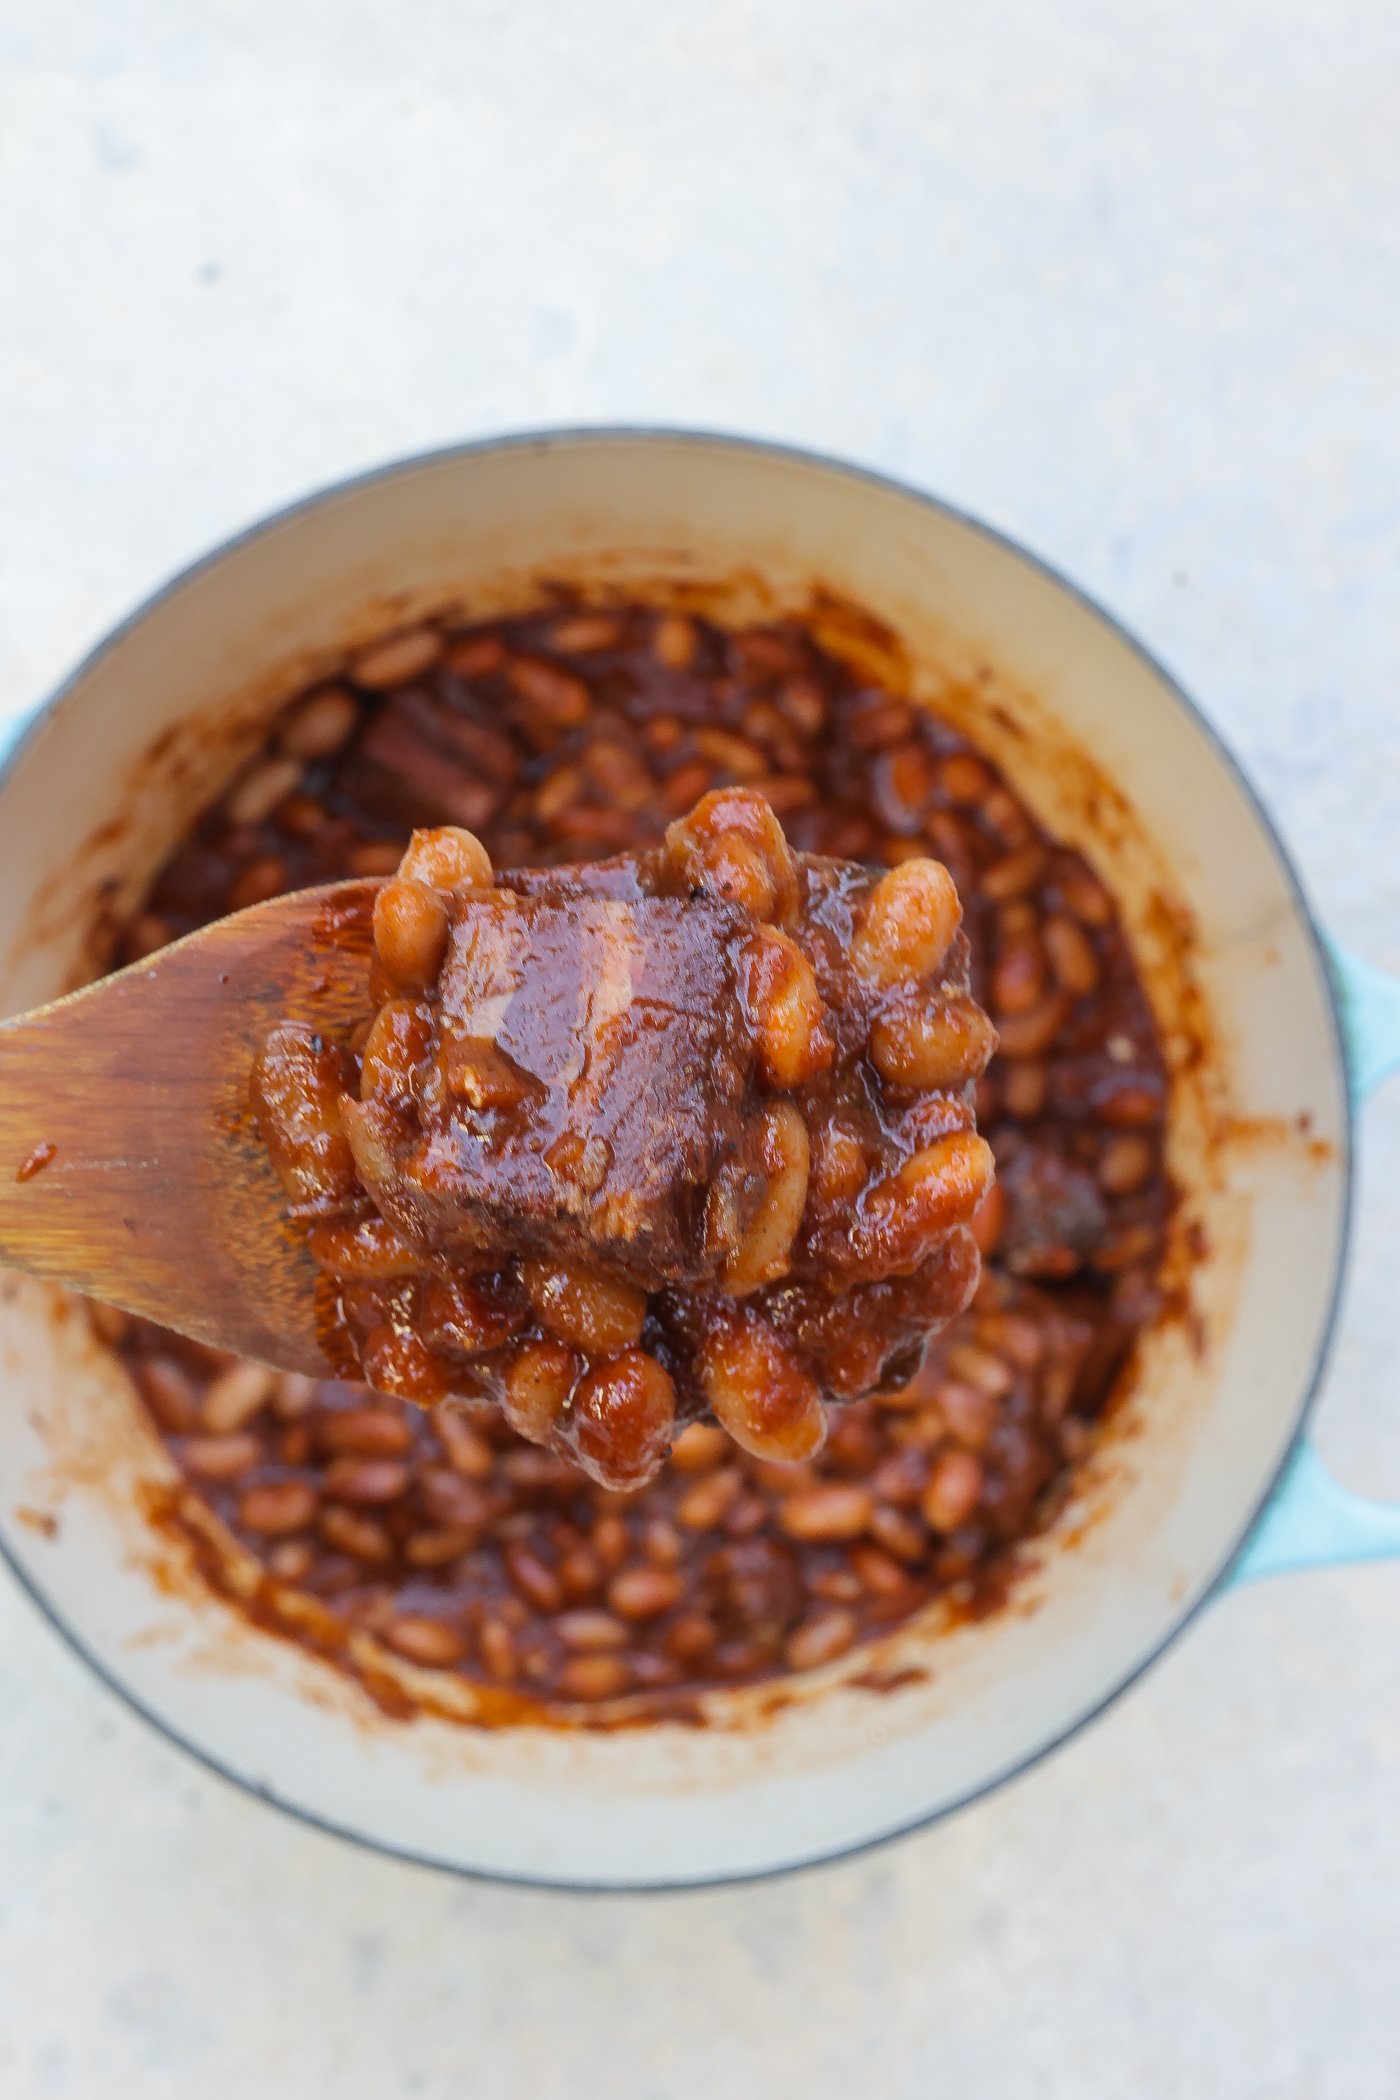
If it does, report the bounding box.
[2,3,1399,2093]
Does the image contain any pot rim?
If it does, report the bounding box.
[0,424,1356,1892]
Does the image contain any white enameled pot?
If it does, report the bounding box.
[2,431,1398,1891]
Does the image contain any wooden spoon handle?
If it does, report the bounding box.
[0,882,380,1368]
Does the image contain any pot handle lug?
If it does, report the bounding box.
[1229,940,1400,1584]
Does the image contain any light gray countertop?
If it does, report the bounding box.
[2,2,1399,2092]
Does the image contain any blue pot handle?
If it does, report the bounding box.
[1228,940,1400,1584]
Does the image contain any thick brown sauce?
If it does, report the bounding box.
[253,804,993,1492]
[98,600,1171,1721]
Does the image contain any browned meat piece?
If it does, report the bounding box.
[252,792,997,1489]
[344,890,758,1286]
[345,690,513,833]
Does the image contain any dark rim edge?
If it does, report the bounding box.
[0,422,1357,1895]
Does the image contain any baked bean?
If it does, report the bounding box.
[644,716,683,754]
[940,751,995,803]
[228,857,287,907]
[278,794,334,838]
[662,787,799,925]
[372,878,449,991]
[405,1527,475,1567]
[239,1479,318,1534]
[588,1514,628,1573]
[267,1375,313,1423]
[992,929,1048,1016]
[1097,1133,1155,1194]
[694,727,768,780]
[723,1103,810,1295]
[700,1310,826,1463]
[675,1467,742,1530]
[778,678,824,734]
[1001,1060,1048,1118]
[669,1421,730,1473]
[779,1484,873,1542]
[743,928,833,1089]
[869,1504,927,1561]
[135,1357,201,1434]
[520,1261,647,1355]
[569,1351,677,1492]
[445,631,506,678]
[502,1339,580,1442]
[1057,864,1114,926]
[551,802,639,848]
[419,1466,490,1530]
[921,1448,985,1532]
[383,1615,466,1667]
[547,612,623,653]
[981,846,1048,902]
[348,841,408,876]
[873,741,940,830]
[435,1410,494,1477]
[268,1540,314,1582]
[642,1516,682,1566]
[1043,913,1101,997]
[533,764,583,824]
[808,1114,870,1208]
[608,1564,683,1619]
[202,1363,277,1433]
[653,613,698,668]
[305,1217,423,1278]
[851,1544,909,1597]
[350,628,444,689]
[869,993,999,1089]
[224,756,303,828]
[784,1607,858,1671]
[946,1342,1015,1399]
[861,1132,995,1265]
[992,993,1069,1059]
[555,1609,628,1651]
[320,1506,393,1561]
[396,825,493,892]
[970,1178,1005,1255]
[934,1382,997,1452]
[181,1433,261,1480]
[583,737,652,810]
[1092,1075,1163,1127]
[662,1613,716,1664]
[251,1024,359,1211]
[851,859,961,987]
[421,1274,527,1355]
[477,1616,519,1679]
[278,684,360,759]
[557,1654,633,1701]
[660,760,716,814]
[502,1541,565,1613]
[324,1456,411,1504]
[505,654,591,729]
[319,1407,414,1457]
[981,786,1033,846]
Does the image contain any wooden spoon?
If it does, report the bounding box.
[0,881,381,1372]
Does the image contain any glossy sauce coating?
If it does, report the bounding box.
[251,793,994,1489]
[100,601,1170,1711]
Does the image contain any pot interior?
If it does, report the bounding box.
[0,434,1348,1886]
